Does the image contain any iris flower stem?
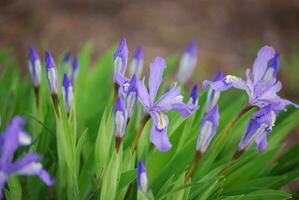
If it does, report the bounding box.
[217,104,253,143]
[34,86,40,108]
[114,83,119,102]
[219,149,244,176]
[131,115,150,153]
[51,94,60,118]
[115,137,122,153]
[185,151,202,183]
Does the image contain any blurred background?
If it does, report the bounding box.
[0,0,299,94]
[0,0,298,96]
[0,0,299,191]
[1,0,299,84]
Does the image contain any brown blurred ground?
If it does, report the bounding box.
[1,0,299,78]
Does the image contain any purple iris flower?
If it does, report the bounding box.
[61,51,72,70]
[205,70,222,113]
[176,41,197,83]
[125,75,138,118]
[238,105,276,151]
[113,38,129,77]
[196,106,219,153]
[114,96,127,139]
[0,117,54,199]
[137,57,198,152]
[114,73,131,97]
[71,57,79,84]
[28,47,42,87]
[189,84,199,106]
[45,50,59,95]
[203,46,299,112]
[129,47,143,79]
[62,74,73,113]
[137,161,148,194]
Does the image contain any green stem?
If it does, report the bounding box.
[131,115,150,153]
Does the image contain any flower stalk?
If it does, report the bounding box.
[131,114,150,153]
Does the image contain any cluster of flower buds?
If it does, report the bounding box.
[112,38,145,150]
[28,48,79,116]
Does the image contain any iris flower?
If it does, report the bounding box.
[129,47,143,79]
[203,46,299,112]
[205,70,223,113]
[176,41,197,83]
[62,74,74,114]
[137,161,148,194]
[113,37,129,77]
[196,106,219,153]
[0,117,54,199]
[71,57,79,85]
[137,57,198,152]
[28,47,42,88]
[238,105,276,151]
[45,50,59,95]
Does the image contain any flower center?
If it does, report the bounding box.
[156,112,167,130]
[225,75,239,84]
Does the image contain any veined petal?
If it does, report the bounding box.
[149,57,166,103]
[171,102,198,118]
[8,153,41,174]
[263,53,280,83]
[255,132,268,151]
[137,78,151,110]
[150,124,171,152]
[225,75,250,93]
[13,161,54,186]
[150,111,169,131]
[252,46,275,84]
[0,117,30,167]
[153,86,181,111]
[202,79,230,92]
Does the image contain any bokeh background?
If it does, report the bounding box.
[1,0,299,86]
[1,0,299,191]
